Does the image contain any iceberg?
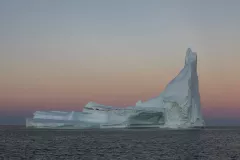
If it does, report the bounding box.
[26,48,205,129]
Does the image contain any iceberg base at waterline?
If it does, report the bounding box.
[26,48,205,129]
[26,107,166,129]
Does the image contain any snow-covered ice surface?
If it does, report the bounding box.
[26,48,205,129]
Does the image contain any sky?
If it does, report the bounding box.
[0,0,240,125]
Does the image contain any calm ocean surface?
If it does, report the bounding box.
[0,126,240,160]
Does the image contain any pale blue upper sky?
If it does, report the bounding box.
[1,0,240,60]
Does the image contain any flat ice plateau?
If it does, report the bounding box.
[26,48,205,129]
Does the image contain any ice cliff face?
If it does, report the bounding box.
[135,48,204,128]
[27,48,204,129]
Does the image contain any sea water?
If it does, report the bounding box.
[0,126,240,160]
